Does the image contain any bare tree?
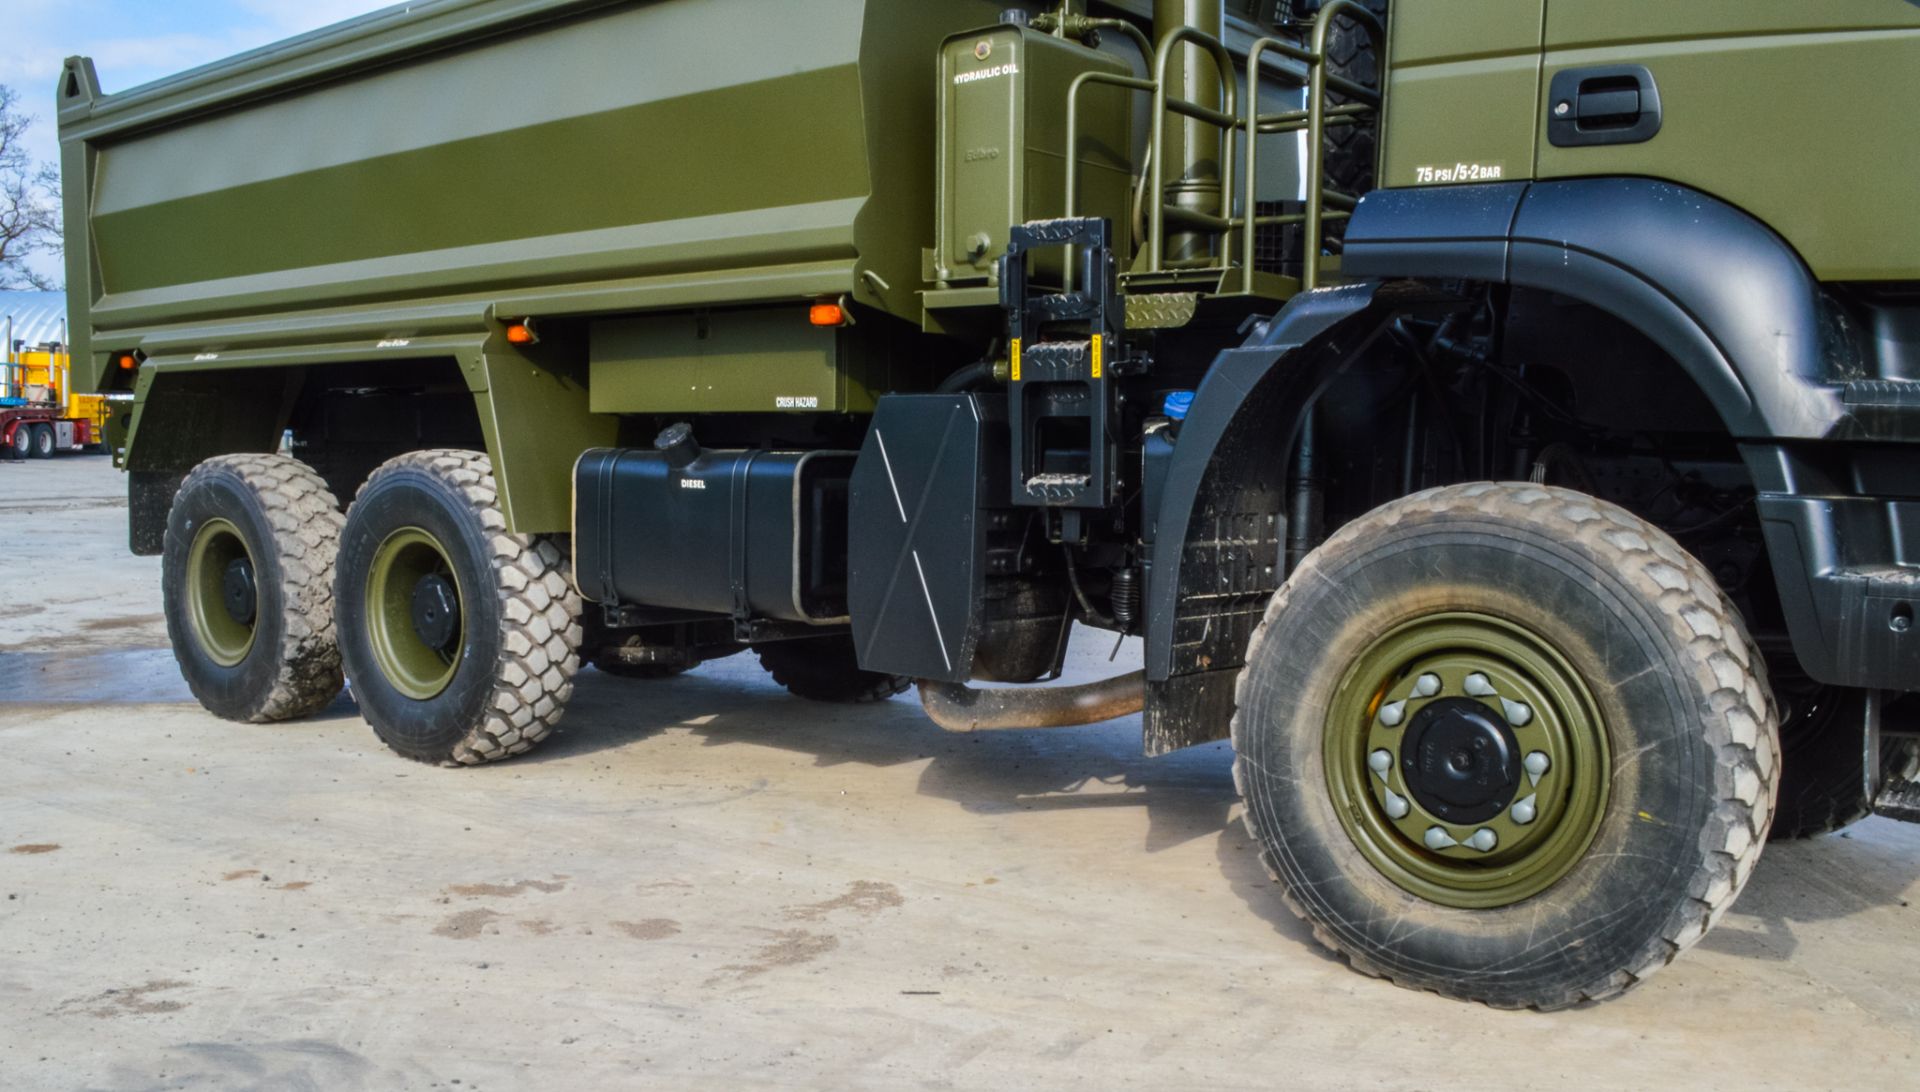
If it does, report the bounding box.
[0,85,62,291]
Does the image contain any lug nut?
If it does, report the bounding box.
[1511,794,1538,825]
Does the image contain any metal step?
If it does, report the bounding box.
[1021,340,1094,372]
[1842,379,1920,409]
[1874,776,1920,824]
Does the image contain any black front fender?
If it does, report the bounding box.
[1138,282,1455,752]
[1344,177,1848,439]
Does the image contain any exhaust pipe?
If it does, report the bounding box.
[918,671,1146,731]
[1153,0,1224,263]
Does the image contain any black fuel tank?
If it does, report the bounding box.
[573,448,855,623]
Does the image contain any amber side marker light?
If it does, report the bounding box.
[809,302,847,328]
[115,353,138,371]
[505,320,539,345]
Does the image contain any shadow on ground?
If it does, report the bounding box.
[8,644,1913,969]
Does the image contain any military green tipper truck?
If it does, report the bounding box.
[55,0,1920,1007]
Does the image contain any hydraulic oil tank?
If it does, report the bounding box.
[936,25,1135,286]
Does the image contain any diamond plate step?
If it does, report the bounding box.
[1873,775,1920,824]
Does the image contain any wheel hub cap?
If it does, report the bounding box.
[1403,697,1518,823]
[1325,613,1610,909]
[221,556,257,626]
[410,573,460,652]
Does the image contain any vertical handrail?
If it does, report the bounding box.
[1058,6,1387,294]
[1303,0,1387,290]
[1240,37,1306,294]
[1238,3,1385,292]
[1147,25,1239,274]
[1064,70,1157,292]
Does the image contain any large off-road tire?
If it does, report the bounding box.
[334,450,581,766]
[756,636,911,704]
[161,454,345,722]
[1233,483,1779,1010]
[1319,0,1388,199]
[1769,677,1920,839]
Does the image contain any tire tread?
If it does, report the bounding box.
[352,450,581,766]
[166,453,344,722]
[1230,482,1779,1010]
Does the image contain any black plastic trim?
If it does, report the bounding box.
[1347,178,1849,439]
[1342,181,1526,283]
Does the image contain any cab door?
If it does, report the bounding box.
[1377,0,1548,190]
[1536,0,1920,281]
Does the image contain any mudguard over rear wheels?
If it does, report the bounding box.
[335,450,581,766]
[161,453,345,722]
[1233,483,1779,1010]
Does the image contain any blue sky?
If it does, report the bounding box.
[4,0,391,284]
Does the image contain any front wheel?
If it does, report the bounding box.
[335,450,581,766]
[1233,483,1778,1009]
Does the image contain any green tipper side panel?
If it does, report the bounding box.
[1536,0,1920,283]
[590,308,909,416]
[57,0,1005,531]
[1379,0,1546,190]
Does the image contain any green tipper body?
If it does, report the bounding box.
[58,0,1920,536]
[57,0,1007,528]
[1380,0,1920,282]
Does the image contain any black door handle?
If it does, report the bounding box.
[1548,64,1663,147]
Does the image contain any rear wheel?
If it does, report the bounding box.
[335,450,581,766]
[594,657,691,680]
[27,424,54,459]
[161,454,345,722]
[1233,483,1777,1009]
[3,425,27,460]
[756,635,910,704]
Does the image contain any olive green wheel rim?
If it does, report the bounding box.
[365,527,465,701]
[1323,612,1610,910]
[186,517,257,668]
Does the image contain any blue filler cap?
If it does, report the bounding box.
[1163,390,1195,421]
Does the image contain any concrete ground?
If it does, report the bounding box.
[2,455,1917,1091]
